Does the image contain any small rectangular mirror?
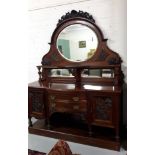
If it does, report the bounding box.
[81,69,114,78]
[102,69,114,78]
[48,69,74,77]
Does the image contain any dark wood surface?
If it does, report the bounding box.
[28,81,122,92]
[28,82,122,138]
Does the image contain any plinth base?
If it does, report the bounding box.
[28,113,123,151]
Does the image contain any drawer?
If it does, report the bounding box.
[47,91,87,113]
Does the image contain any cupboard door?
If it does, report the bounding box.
[87,91,120,128]
[28,89,45,118]
[92,96,113,127]
[93,96,113,124]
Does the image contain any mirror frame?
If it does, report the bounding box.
[41,10,122,68]
[51,13,104,64]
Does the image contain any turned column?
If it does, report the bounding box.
[75,68,83,89]
[37,66,42,81]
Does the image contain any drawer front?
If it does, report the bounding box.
[28,89,45,118]
[47,91,87,114]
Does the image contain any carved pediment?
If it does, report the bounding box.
[57,10,95,26]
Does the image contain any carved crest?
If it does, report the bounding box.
[108,56,122,65]
[95,50,109,61]
[57,10,95,26]
[42,53,59,65]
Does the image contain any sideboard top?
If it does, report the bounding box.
[28,81,122,93]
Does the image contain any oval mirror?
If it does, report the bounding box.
[56,24,98,62]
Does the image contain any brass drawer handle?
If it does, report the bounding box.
[73,105,79,110]
[72,97,79,102]
[50,96,55,100]
[51,103,56,108]
[50,96,56,108]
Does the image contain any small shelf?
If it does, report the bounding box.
[37,65,119,69]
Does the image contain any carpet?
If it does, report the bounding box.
[29,140,80,155]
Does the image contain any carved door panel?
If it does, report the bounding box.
[92,96,113,126]
[28,88,45,118]
[87,91,118,128]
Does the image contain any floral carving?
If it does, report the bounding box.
[29,92,44,113]
[95,97,112,121]
[96,50,109,61]
[42,57,51,65]
[42,53,59,65]
[108,57,121,65]
[57,10,95,26]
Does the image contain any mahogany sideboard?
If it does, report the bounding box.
[28,10,124,141]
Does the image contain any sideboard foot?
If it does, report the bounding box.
[29,117,33,127]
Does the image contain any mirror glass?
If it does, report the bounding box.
[57,24,98,62]
[48,68,114,78]
[48,69,74,77]
[81,69,114,78]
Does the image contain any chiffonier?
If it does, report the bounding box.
[28,10,124,141]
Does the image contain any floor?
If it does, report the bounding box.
[28,133,127,155]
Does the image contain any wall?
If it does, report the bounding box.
[28,0,127,154]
